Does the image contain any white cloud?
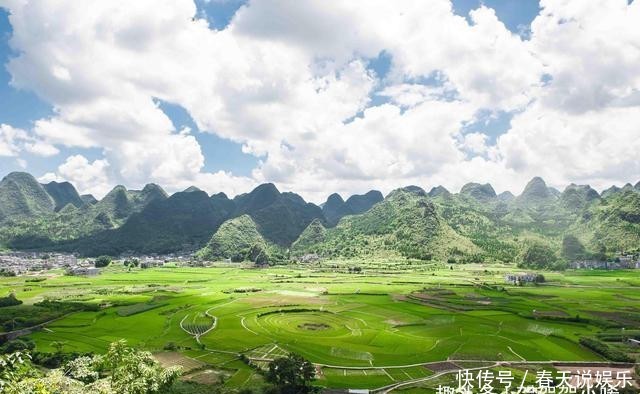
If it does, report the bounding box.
[459,132,489,156]
[38,172,62,184]
[0,124,59,158]
[531,0,640,114]
[23,141,59,157]
[56,155,112,198]
[1,0,639,202]
[0,124,26,156]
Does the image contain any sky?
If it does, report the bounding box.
[0,0,639,202]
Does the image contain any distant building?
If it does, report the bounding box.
[140,259,164,269]
[570,258,639,270]
[504,272,540,285]
[67,267,100,276]
[299,253,320,263]
[570,260,608,270]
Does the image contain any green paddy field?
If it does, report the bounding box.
[1,259,638,391]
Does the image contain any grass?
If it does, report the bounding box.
[1,262,638,389]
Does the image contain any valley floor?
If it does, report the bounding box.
[1,259,639,392]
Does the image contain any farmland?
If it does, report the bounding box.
[1,259,639,391]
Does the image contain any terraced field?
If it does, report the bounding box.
[1,260,638,390]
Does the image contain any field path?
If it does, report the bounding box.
[508,346,526,361]
[179,314,217,343]
[240,316,259,335]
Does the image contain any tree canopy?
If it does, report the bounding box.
[0,340,181,394]
[265,353,316,394]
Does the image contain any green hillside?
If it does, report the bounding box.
[0,172,54,221]
[233,183,325,246]
[73,189,233,256]
[1,172,640,263]
[321,193,351,226]
[0,181,168,251]
[198,214,273,263]
[292,187,479,260]
[573,189,640,252]
[42,181,85,211]
[321,190,383,226]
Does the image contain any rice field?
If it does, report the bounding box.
[1,260,638,390]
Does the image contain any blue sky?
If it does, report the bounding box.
[0,3,259,178]
[1,0,636,200]
[0,1,540,182]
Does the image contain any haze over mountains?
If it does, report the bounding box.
[1,171,639,266]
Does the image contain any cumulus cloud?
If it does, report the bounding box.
[1,0,639,201]
[0,124,59,157]
[531,0,640,113]
[0,124,25,157]
[50,155,112,198]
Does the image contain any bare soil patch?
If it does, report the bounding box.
[298,322,330,331]
[153,352,205,374]
[533,310,569,318]
[425,361,460,372]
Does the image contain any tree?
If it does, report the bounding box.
[518,242,557,269]
[0,352,36,393]
[65,355,100,384]
[266,353,316,394]
[595,243,607,261]
[51,341,67,354]
[561,235,585,260]
[102,340,181,394]
[248,244,269,265]
[124,258,140,268]
[95,256,112,268]
[1,341,182,394]
[0,292,22,307]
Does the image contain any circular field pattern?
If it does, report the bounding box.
[255,310,365,339]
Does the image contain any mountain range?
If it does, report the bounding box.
[1,171,639,267]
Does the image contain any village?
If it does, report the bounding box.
[1,249,639,279]
[568,252,640,270]
[0,251,197,277]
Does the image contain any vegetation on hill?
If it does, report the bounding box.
[321,190,383,226]
[0,181,169,252]
[321,193,351,226]
[459,182,497,202]
[233,183,325,246]
[198,215,273,263]
[572,189,640,253]
[291,219,327,255]
[0,172,54,222]
[42,181,85,211]
[561,184,599,211]
[75,189,233,256]
[292,188,479,261]
[561,234,587,260]
[517,241,562,269]
[1,172,640,265]
[428,185,451,198]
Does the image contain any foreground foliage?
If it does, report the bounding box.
[266,353,316,394]
[0,341,181,394]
